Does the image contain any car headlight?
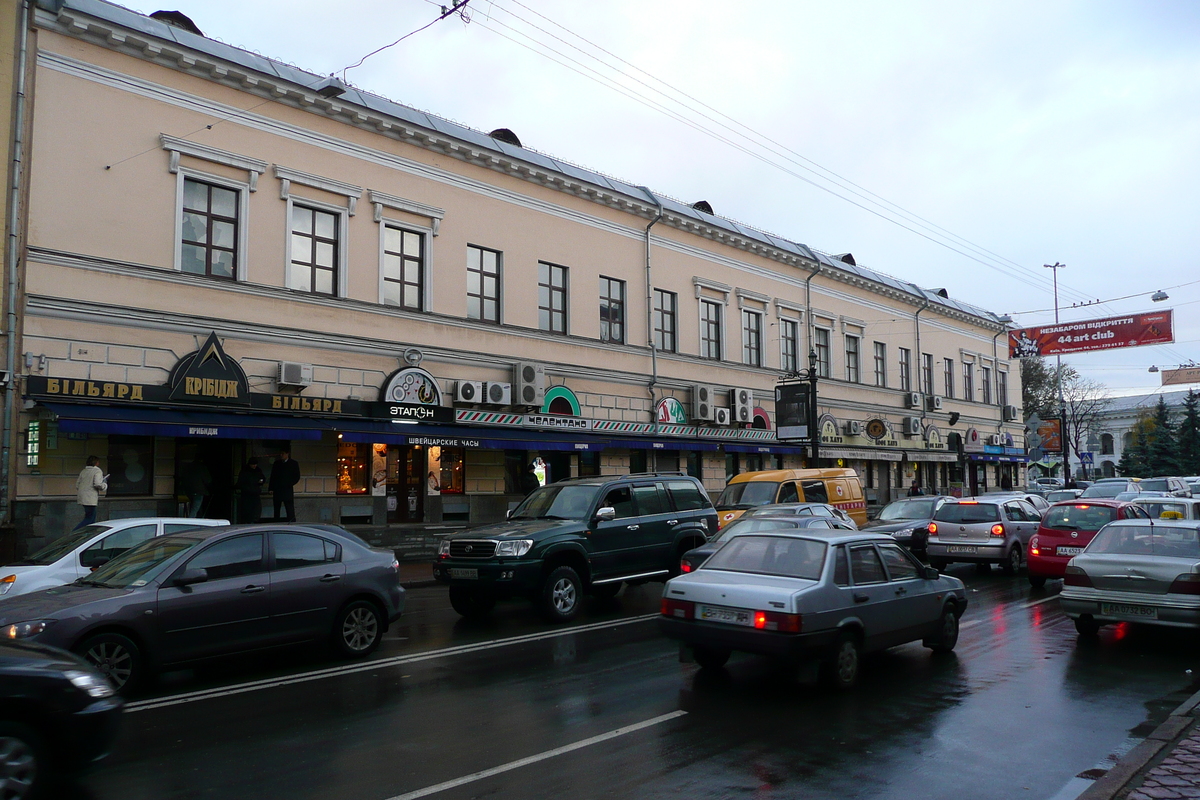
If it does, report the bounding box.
[495,539,533,557]
[64,669,116,699]
[0,574,14,595]
[3,619,54,639]
[438,540,451,556]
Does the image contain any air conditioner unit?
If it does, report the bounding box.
[1003,404,1019,422]
[481,381,512,406]
[512,362,545,406]
[905,392,922,409]
[730,387,753,424]
[454,380,483,404]
[903,416,923,436]
[713,407,732,426]
[844,420,863,436]
[278,361,313,388]
[987,434,1004,446]
[692,384,716,421]
[927,396,943,411]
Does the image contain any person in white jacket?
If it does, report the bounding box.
[74,456,108,530]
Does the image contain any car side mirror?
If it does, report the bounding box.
[506,509,513,519]
[923,566,940,580]
[174,567,208,587]
[594,506,616,521]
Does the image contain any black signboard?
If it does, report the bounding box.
[167,332,251,406]
[775,382,811,442]
[365,402,454,423]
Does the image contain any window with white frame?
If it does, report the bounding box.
[873,341,887,387]
[701,299,722,360]
[382,225,424,310]
[899,347,912,392]
[845,335,861,383]
[539,262,568,334]
[814,328,831,378]
[180,177,239,280]
[962,361,974,401]
[654,289,677,352]
[599,276,625,344]
[467,245,501,323]
[289,205,339,295]
[943,357,955,399]
[742,309,763,367]
[921,353,934,395]
[981,365,993,404]
[998,370,1009,407]
[780,318,799,373]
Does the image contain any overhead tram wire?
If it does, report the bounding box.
[342,0,471,79]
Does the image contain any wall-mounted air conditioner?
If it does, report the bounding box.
[481,381,512,406]
[731,388,753,424]
[905,392,922,409]
[713,407,732,426]
[693,385,716,421]
[278,361,313,388]
[927,396,943,411]
[513,362,545,406]
[454,380,483,404]
[903,416,923,436]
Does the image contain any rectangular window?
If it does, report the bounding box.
[944,358,955,399]
[873,342,887,387]
[998,371,1009,407]
[742,309,763,367]
[981,366,993,404]
[337,441,370,494]
[181,177,238,280]
[814,328,831,378]
[108,436,154,496]
[538,262,568,334]
[382,225,424,310]
[289,204,339,295]
[653,289,677,353]
[845,335,861,383]
[963,362,974,401]
[700,299,722,359]
[599,276,625,344]
[467,245,501,323]
[780,318,799,373]
[899,348,912,392]
[920,353,934,395]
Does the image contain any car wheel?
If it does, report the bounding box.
[449,587,497,619]
[75,632,142,694]
[1028,575,1047,589]
[925,606,959,654]
[821,632,861,690]
[590,581,622,601]
[540,566,582,623]
[333,600,383,658]
[1074,615,1101,637]
[692,645,731,671]
[1000,547,1022,575]
[0,722,43,800]
[929,558,949,571]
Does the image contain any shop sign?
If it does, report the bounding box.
[525,414,595,431]
[1009,311,1174,358]
[269,396,347,414]
[381,367,443,406]
[775,382,810,441]
[656,397,688,425]
[818,414,843,445]
[409,436,482,448]
[366,402,454,423]
[924,426,947,451]
[167,332,251,406]
[1162,366,1200,386]
[963,428,985,453]
[864,418,888,441]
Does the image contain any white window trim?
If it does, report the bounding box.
[813,325,833,378]
[172,167,251,282]
[161,134,266,190]
[369,189,445,236]
[468,244,504,325]
[735,287,770,310]
[778,316,800,372]
[698,296,725,360]
[774,298,804,320]
[873,340,888,388]
[275,165,362,216]
[284,194,350,298]
[741,307,763,367]
[692,276,731,302]
[840,315,866,333]
[376,215,434,310]
[845,333,861,382]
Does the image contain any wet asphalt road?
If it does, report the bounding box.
[67,565,1200,800]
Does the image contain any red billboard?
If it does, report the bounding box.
[1008,310,1174,358]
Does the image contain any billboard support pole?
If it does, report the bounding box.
[1045,262,1071,484]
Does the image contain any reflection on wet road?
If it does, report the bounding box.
[75,564,1200,800]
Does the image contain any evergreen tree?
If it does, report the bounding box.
[1176,391,1200,475]
[1145,396,1180,476]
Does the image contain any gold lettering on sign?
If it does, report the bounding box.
[102,383,115,398]
[47,379,60,393]
[130,386,143,400]
[72,381,86,396]
[87,382,100,397]
[333,400,342,413]
[117,385,129,399]
[184,377,240,399]
[272,396,283,409]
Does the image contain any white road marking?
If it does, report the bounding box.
[959,592,1059,631]
[384,711,688,800]
[124,613,659,713]
[1022,594,1060,609]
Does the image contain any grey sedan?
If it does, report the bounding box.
[0,524,404,692]
[1060,519,1200,636]
[660,530,967,688]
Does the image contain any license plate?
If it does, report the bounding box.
[696,604,753,626]
[1056,546,1083,556]
[448,568,478,580]
[1101,603,1157,620]
[947,546,978,554]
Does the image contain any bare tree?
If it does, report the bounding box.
[1062,373,1111,478]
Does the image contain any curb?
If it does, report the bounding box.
[1077,685,1200,800]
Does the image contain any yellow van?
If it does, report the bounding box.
[714,468,867,528]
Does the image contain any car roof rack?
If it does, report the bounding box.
[624,471,690,477]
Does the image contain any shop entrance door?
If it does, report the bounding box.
[546,452,573,484]
[175,439,236,521]
[387,446,425,523]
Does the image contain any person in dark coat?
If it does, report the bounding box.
[519,462,540,496]
[269,450,301,522]
[236,457,266,523]
[907,480,924,497]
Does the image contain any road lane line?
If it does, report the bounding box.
[125,613,659,713]
[1022,594,1059,609]
[959,593,1060,631]
[384,710,688,800]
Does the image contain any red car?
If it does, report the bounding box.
[1027,500,1152,588]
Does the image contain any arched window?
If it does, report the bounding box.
[1100,434,1114,455]
[1122,431,1133,451]
[1101,460,1116,478]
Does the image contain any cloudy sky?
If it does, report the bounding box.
[147,0,1198,396]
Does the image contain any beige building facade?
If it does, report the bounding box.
[11,0,1024,550]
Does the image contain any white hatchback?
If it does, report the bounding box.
[0,517,228,599]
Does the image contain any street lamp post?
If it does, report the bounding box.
[808,348,819,466]
[1044,262,1071,485]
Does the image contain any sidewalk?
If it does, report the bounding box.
[1080,686,1200,800]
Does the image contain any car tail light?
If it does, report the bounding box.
[753,610,802,633]
[1169,574,1200,595]
[1064,565,1093,587]
[928,522,938,535]
[1030,536,1040,556]
[661,598,694,619]
[990,524,1005,538]
[1075,505,1090,510]
[680,561,693,573]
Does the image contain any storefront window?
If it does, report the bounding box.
[439,447,465,494]
[337,441,370,494]
[108,436,154,496]
[630,450,648,473]
[687,451,703,480]
[578,452,601,477]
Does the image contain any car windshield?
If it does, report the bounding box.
[702,535,827,580]
[1042,504,1117,531]
[1081,483,1129,498]
[509,484,600,520]
[1139,501,1191,520]
[934,503,1001,524]
[82,536,204,588]
[15,524,114,566]
[711,517,807,543]
[877,499,936,521]
[1138,479,1170,492]
[1045,491,1079,503]
[715,481,780,510]
[1088,524,1200,558]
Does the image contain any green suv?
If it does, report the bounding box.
[433,473,717,622]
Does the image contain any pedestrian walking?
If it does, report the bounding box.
[236,457,266,523]
[907,480,924,497]
[182,457,212,518]
[74,456,108,530]
[519,462,540,496]
[269,449,301,522]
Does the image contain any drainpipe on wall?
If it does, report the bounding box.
[803,262,822,356]
[913,298,931,419]
[2,1,31,525]
[638,187,664,429]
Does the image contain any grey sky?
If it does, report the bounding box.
[135,0,1200,395]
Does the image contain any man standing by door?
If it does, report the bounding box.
[269,449,301,522]
[74,455,108,530]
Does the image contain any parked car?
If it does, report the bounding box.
[926,498,1041,574]
[714,468,867,529]
[1134,497,1200,521]
[659,529,967,688]
[0,639,123,797]
[1137,477,1193,497]
[0,524,404,692]
[1060,519,1200,636]
[679,515,856,573]
[1045,489,1084,503]
[1080,481,1142,499]
[1034,477,1065,490]
[434,473,717,622]
[1027,500,1149,588]
[976,491,1051,515]
[744,502,858,528]
[862,495,958,558]
[1,517,228,600]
